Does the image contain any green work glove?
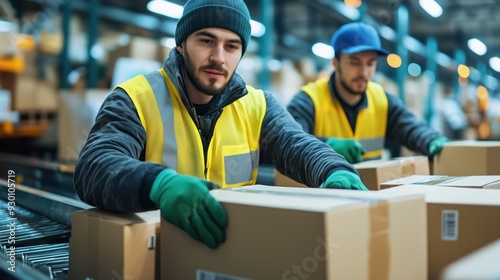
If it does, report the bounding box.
[325,138,366,164]
[428,136,450,156]
[320,170,368,191]
[150,169,227,249]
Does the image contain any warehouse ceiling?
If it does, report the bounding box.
[10,0,500,87]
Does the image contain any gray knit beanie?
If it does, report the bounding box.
[175,0,252,55]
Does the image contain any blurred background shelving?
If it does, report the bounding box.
[0,0,499,162]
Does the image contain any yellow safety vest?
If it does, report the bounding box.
[117,69,266,188]
[302,78,388,159]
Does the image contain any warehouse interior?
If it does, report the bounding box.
[1,0,500,279]
[0,0,499,160]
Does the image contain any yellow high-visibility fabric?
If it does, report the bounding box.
[118,70,266,188]
[302,78,388,159]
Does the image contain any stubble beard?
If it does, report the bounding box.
[183,50,235,96]
[337,65,366,96]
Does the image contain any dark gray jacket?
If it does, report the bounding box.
[74,50,357,213]
[287,73,440,155]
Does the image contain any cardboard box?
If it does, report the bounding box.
[354,156,430,190]
[69,208,161,280]
[380,185,500,280]
[434,140,500,175]
[274,156,430,190]
[274,169,307,187]
[14,75,58,111]
[57,89,109,163]
[107,36,164,79]
[440,239,500,280]
[380,175,500,189]
[162,185,427,280]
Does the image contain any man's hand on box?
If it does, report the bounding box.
[320,170,368,191]
[150,169,227,249]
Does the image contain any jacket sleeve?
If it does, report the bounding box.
[259,91,358,187]
[385,93,441,154]
[73,88,165,213]
[286,91,315,134]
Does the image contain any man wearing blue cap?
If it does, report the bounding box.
[74,0,368,250]
[288,22,449,164]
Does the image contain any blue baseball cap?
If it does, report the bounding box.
[331,22,389,56]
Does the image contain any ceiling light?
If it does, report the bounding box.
[147,0,183,19]
[250,20,266,38]
[379,26,396,41]
[419,0,443,18]
[467,38,487,56]
[344,0,362,9]
[489,57,500,72]
[408,63,422,77]
[312,43,334,59]
[147,1,265,37]
[267,59,282,71]
[457,64,470,78]
[387,53,402,68]
[160,37,176,48]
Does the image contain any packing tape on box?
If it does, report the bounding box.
[227,188,391,279]
[411,175,456,185]
[369,201,390,280]
[398,157,416,177]
[227,188,384,204]
[87,213,99,278]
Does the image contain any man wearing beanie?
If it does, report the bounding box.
[288,22,449,164]
[74,0,366,250]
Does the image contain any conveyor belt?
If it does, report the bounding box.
[0,153,90,279]
[0,199,70,279]
[0,153,276,279]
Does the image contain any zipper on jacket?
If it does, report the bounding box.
[203,109,223,179]
[187,106,207,177]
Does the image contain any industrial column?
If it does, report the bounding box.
[86,0,99,89]
[396,1,409,104]
[425,36,437,123]
[258,0,273,91]
[59,0,73,90]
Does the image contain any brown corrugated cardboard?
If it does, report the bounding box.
[434,140,500,175]
[14,75,58,111]
[354,156,430,190]
[274,169,307,187]
[274,156,430,189]
[380,175,500,189]
[380,185,500,280]
[107,36,164,79]
[69,208,161,280]
[440,239,500,280]
[57,89,109,163]
[161,185,427,280]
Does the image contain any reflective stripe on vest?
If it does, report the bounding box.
[144,71,178,170]
[117,69,266,188]
[302,78,388,160]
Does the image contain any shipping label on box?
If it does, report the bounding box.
[380,185,500,280]
[69,209,160,280]
[161,185,427,280]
